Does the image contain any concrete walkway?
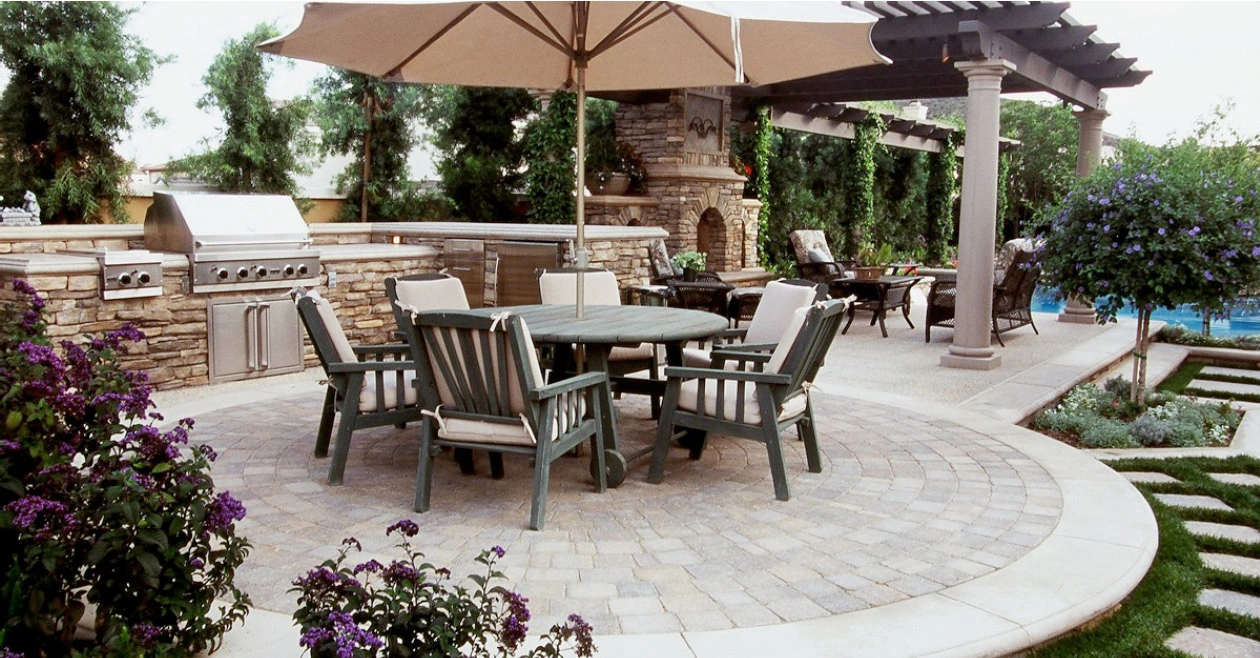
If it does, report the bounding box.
[153,302,1157,658]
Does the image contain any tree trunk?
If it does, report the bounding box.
[1131,307,1151,406]
[360,91,374,223]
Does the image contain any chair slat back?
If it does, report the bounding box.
[412,311,542,422]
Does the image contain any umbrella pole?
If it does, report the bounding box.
[575,65,587,319]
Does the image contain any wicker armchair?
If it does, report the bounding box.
[925,247,1042,346]
[789,230,855,289]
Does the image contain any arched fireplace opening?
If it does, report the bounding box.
[696,207,727,271]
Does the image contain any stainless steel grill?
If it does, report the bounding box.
[144,191,320,293]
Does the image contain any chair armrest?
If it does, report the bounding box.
[662,365,790,385]
[328,359,418,373]
[717,327,748,342]
[710,345,774,361]
[353,343,411,357]
[531,371,607,400]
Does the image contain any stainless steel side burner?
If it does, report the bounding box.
[63,248,164,300]
[144,191,320,293]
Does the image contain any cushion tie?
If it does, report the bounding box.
[489,311,513,333]
[519,413,536,444]
[421,405,447,432]
[396,299,421,319]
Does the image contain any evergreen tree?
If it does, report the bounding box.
[175,24,313,196]
[312,70,427,221]
[0,2,164,223]
[430,86,534,222]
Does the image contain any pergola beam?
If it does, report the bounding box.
[955,20,1108,110]
[870,1,1068,40]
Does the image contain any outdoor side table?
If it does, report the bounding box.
[467,304,729,486]
[727,287,766,327]
[667,279,735,316]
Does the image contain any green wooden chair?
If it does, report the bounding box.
[648,298,848,501]
[386,272,499,478]
[681,278,827,368]
[294,289,425,485]
[408,310,609,530]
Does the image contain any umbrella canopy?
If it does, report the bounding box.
[261,1,887,314]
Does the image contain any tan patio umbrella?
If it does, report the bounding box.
[260,1,887,316]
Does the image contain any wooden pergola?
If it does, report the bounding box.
[675,1,1150,370]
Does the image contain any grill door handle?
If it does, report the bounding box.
[245,304,257,371]
[258,303,271,369]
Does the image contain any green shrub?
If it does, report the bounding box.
[1034,379,1239,449]
[1129,414,1175,447]
[1080,419,1139,449]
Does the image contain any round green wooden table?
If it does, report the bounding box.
[472,304,729,486]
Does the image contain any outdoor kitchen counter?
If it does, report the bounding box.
[0,252,188,276]
[317,242,436,263]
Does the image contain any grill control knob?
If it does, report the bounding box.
[117,272,133,286]
[297,263,309,276]
[283,264,296,277]
[137,271,152,285]
[237,267,250,279]
[215,268,230,280]
[254,266,269,278]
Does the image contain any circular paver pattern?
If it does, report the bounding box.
[193,389,1062,634]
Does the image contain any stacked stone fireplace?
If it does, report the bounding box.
[585,88,762,273]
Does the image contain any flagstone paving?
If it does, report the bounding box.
[1199,589,1260,619]
[1166,626,1260,658]
[1209,473,1260,487]
[1200,366,1260,381]
[1154,493,1235,511]
[1122,471,1182,484]
[193,389,1062,633]
[1185,522,1260,544]
[1201,553,1260,579]
[1188,379,1260,397]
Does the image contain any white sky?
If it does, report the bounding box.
[9,1,1260,168]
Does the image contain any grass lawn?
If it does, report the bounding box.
[1031,456,1260,656]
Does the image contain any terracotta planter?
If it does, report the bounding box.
[853,266,883,282]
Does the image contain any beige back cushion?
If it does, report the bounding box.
[765,306,811,374]
[424,319,544,416]
[539,270,622,306]
[307,291,357,364]
[395,277,469,312]
[790,230,833,265]
[744,281,820,345]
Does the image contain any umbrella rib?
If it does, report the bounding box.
[586,2,664,59]
[522,1,573,55]
[387,3,483,79]
[488,3,573,57]
[662,3,740,79]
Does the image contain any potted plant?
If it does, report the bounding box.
[587,141,644,195]
[671,250,707,281]
[853,243,893,281]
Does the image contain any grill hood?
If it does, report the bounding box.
[144,191,312,255]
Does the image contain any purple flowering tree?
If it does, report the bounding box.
[0,280,250,655]
[1039,139,1260,403]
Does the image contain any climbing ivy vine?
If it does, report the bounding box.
[753,104,774,266]
[523,92,576,225]
[924,134,959,264]
[841,116,884,254]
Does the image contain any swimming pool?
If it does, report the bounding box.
[1031,288,1260,337]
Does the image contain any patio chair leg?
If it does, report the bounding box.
[903,305,915,329]
[647,388,681,484]
[489,452,505,480]
[763,423,791,502]
[315,385,336,458]
[841,307,857,335]
[992,320,1006,347]
[327,375,362,485]
[800,405,822,473]
[455,448,476,475]
[414,417,436,513]
[877,313,888,338]
[1030,316,1040,335]
[685,429,708,461]
[529,443,553,531]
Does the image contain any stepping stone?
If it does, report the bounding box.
[1200,588,1260,618]
[1155,493,1234,511]
[1201,365,1260,382]
[1189,379,1260,397]
[1166,626,1260,657]
[1122,471,1180,484]
[1201,553,1260,579]
[1209,473,1260,487]
[1186,522,1260,544]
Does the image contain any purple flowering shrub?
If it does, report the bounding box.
[0,280,250,656]
[292,521,595,658]
[1038,138,1260,401]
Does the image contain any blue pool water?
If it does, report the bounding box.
[1031,288,1260,337]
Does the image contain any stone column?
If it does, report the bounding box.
[941,59,1014,371]
[1059,108,1109,324]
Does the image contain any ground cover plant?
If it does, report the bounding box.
[1032,456,1260,656]
[0,280,250,656]
[292,520,595,657]
[1032,377,1239,449]
[1159,360,1260,404]
[1160,324,1260,351]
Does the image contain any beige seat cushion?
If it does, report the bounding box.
[435,417,538,447]
[744,281,821,345]
[539,270,622,306]
[609,344,655,362]
[677,382,807,426]
[359,371,419,412]
[394,277,470,312]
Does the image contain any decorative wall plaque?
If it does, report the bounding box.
[684,92,723,155]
